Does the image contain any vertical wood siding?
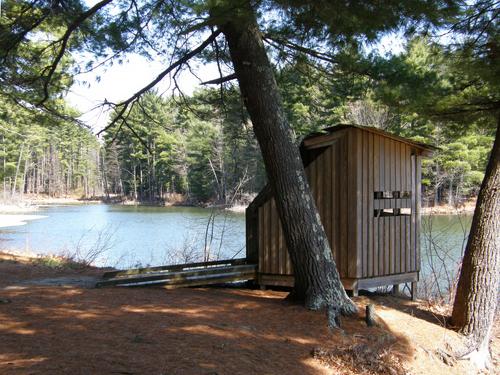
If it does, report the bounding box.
[371,134,418,276]
[254,127,420,279]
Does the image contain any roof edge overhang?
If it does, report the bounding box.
[301,124,437,157]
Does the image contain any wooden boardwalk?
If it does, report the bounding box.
[95,258,257,288]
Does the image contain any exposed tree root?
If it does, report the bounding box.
[455,336,493,371]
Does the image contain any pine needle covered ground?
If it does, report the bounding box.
[0,252,497,375]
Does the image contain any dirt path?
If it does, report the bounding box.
[0,253,497,374]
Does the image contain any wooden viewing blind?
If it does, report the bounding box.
[246,125,434,298]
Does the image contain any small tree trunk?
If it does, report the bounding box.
[22,151,29,195]
[133,165,138,200]
[434,163,441,206]
[100,149,109,199]
[3,137,7,199]
[12,142,25,198]
[218,2,357,321]
[448,176,454,207]
[451,117,500,369]
[139,166,143,200]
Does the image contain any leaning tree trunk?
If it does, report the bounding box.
[451,116,500,369]
[217,3,357,322]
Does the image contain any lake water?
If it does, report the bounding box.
[0,204,246,268]
[419,213,472,297]
[0,204,472,295]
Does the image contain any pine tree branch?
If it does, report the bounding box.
[2,91,88,128]
[263,34,338,65]
[97,29,222,136]
[212,28,228,116]
[429,100,500,117]
[38,0,114,105]
[75,0,162,76]
[201,73,237,85]
[1,5,52,60]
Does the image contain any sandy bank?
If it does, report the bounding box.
[25,196,102,205]
[0,214,47,228]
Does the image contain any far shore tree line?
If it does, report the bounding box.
[1,39,494,207]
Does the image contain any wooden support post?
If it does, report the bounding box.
[392,284,399,295]
[411,281,417,301]
[351,286,359,297]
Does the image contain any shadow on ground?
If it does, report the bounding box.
[0,263,414,375]
[369,292,450,327]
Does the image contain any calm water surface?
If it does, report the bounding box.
[0,204,245,268]
[0,204,471,283]
[419,213,472,295]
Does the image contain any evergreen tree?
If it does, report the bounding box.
[365,2,498,366]
[1,0,463,324]
[0,96,102,198]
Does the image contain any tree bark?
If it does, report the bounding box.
[434,163,441,206]
[448,176,454,207]
[12,142,25,198]
[217,3,357,321]
[22,151,29,194]
[451,117,500,369]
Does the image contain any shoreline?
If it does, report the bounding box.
[1,194,249,213]
[0,214,47,228]
[421,200,476,215]
[1,195,476,217]
[0,196,103,213]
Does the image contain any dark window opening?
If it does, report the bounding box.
[401,191,412,198]
[374,191,412,199]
